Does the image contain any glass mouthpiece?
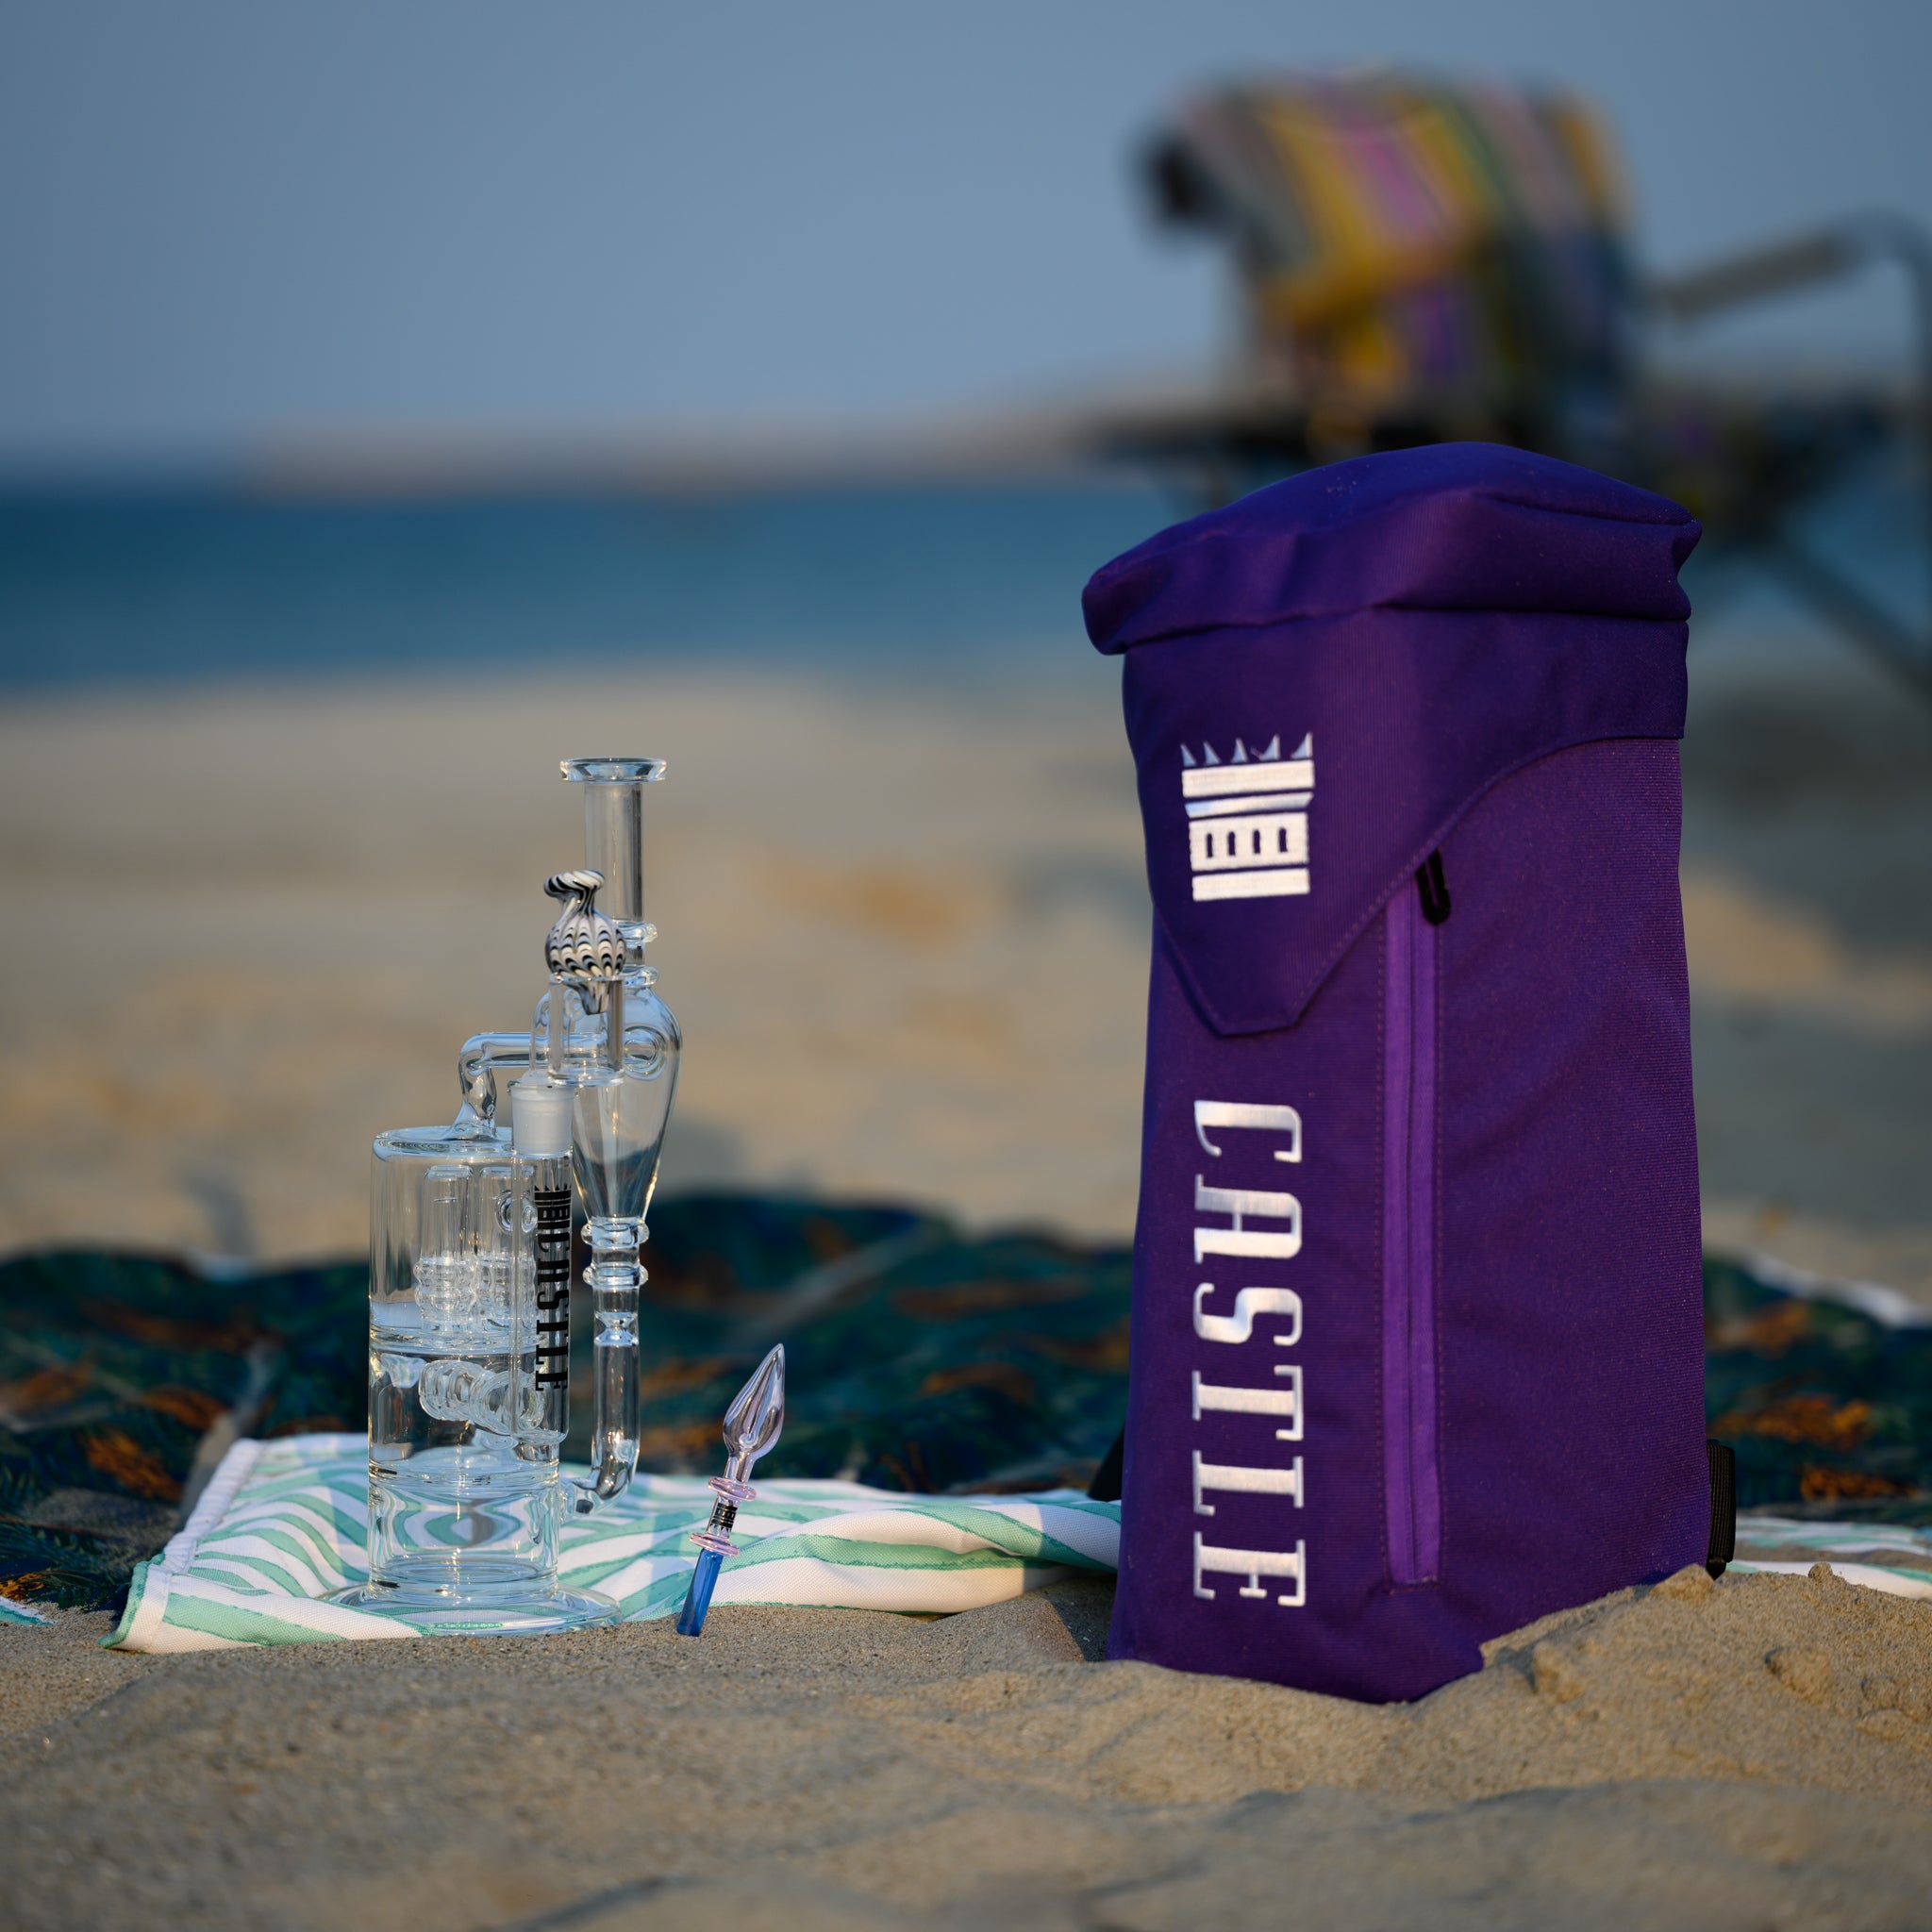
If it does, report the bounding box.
[561,757,665,929]
[561,758,667,785]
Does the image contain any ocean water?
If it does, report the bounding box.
[0,458,1922,692]
[0,475,1182,691]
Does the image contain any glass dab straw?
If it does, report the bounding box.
[675,1344,786,1637]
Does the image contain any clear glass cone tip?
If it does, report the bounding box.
[724,1344,785,1462]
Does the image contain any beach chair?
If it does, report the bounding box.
[1104,74,1932,699]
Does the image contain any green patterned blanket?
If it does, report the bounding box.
[3,1195,1927,1614]
[1,1194,1127,1610]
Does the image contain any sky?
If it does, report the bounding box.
[3,1,1930,468]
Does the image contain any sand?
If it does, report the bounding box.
[0,664,1151,1257]
[8,1565,1932,1928]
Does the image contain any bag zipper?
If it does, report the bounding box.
[1381,858,1445,1586]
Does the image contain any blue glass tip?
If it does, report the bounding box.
[675,1548,724,1637]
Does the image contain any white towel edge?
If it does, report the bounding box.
[1729,1559,1932,1600]
[111,1438,272,1652]
[158,1437,268,1575]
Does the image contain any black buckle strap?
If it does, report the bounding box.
[1707,1441,1738,1578]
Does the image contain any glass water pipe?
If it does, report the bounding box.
[338,755,682,1635]
[675,1345,787,1637]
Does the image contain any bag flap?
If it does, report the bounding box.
[1087,447,1699,1038]
[1085,443,1698,651]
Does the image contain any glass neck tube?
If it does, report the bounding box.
[562,758,666,958]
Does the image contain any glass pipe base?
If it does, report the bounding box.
[325,1577,619,1636]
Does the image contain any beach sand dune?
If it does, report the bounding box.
[7,1565,1932,1929]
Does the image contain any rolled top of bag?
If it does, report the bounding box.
[1083,443,1699,653]
[1082,444,1701,1038]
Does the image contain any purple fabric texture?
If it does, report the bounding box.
[1088,445,1707,1704]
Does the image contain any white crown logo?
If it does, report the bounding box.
[1179,736,1282,768]
[1180,733,1313,903]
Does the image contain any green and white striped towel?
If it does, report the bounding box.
[1732,1515,1932,1600]
[105,1434,1123,1653]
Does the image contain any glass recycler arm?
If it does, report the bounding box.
[458,1031,541,1128]
[458,1011,606,1128]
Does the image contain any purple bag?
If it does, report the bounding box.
[1084,444,1708,1703]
